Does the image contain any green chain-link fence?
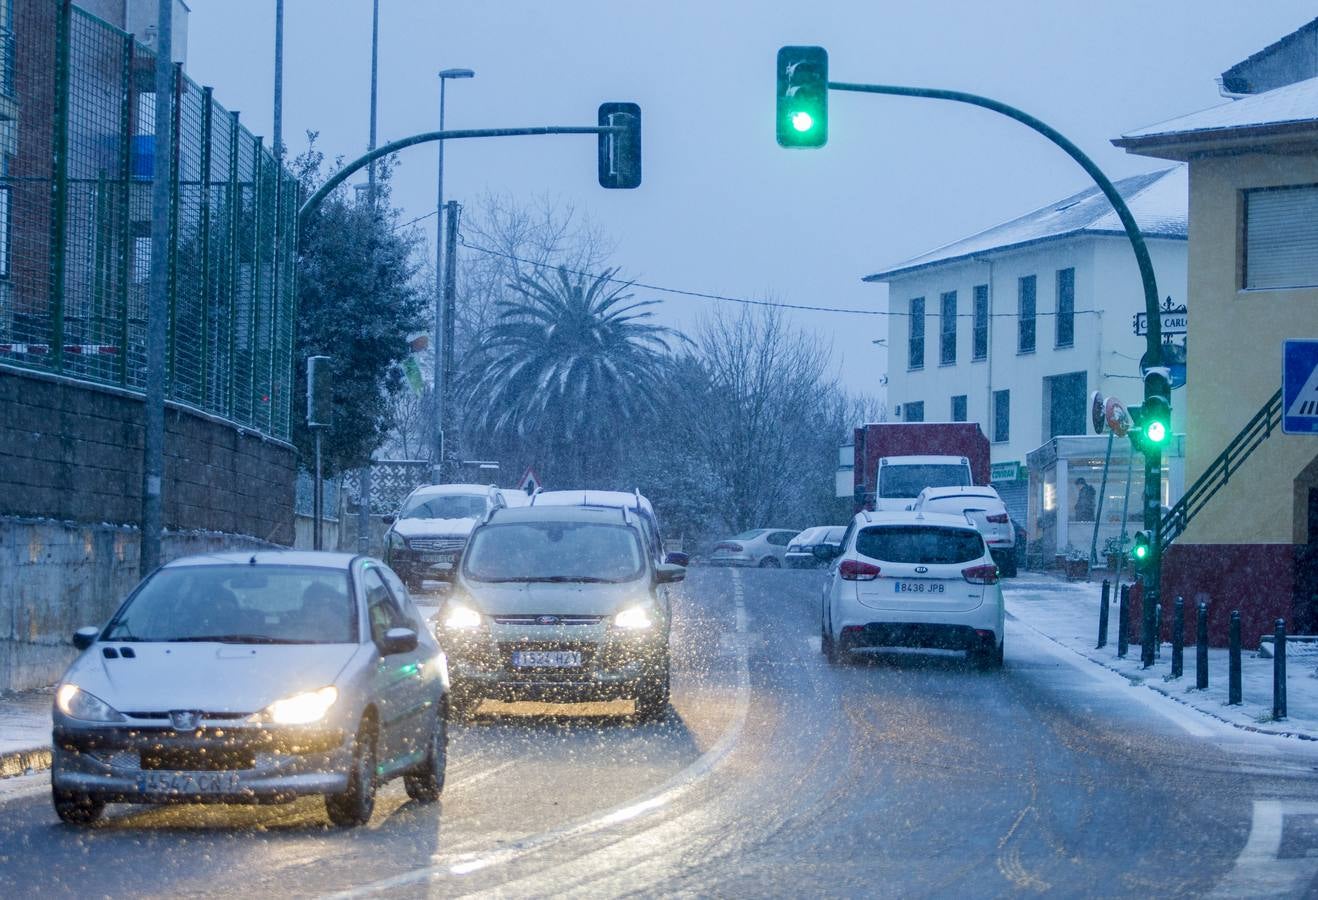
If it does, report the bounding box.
[1,1,296,440]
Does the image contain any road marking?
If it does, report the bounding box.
[1210,800,1318,897]
[331,569,752,898]
[0,771,49,805]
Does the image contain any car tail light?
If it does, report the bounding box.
[839,560,881,581]
[985,513,1009,524]
[715,542,743,552]
[962,564,999,585]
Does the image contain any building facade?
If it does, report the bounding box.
[865,169,1188,558]
[1115,27,1318,642]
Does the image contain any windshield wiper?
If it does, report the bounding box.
[167,635,316,645]
[538,575,617,583]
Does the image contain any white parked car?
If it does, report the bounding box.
[708,528,799,568]
[910,485,1017,577]
[816,511,1005,668]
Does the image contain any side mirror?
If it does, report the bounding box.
[380,627,418,656]
[664,551,690,567]
[381,515,396,525]
[655,563,686,584]
[812,544,841,562]
[73,626,99,650]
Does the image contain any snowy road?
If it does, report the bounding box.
[4,569,1318,897]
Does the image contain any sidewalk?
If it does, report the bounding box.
[1008,573,1318,740]
[0,686,52,778]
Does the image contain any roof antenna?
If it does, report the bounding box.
[249,554,258,566]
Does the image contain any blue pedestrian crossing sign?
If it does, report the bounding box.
[1283,340,1318,434]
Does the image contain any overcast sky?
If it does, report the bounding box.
[185,1,1315,394]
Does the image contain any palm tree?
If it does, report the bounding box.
[462,267,682,484]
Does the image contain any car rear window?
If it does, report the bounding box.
[855,526,985,564]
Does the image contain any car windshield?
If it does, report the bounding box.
[463,522,645,583]
[855,526,986,564]
[103,566,356,644]
[401,493,487,520]
[879,465,972,499]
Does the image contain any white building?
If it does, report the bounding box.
[864,168,1188,560]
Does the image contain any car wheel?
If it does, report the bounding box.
[759,556,780,569]
[635,661,671,722]
[994,551,1018,579]
[973,638,1005,670]
[52,788,104,826]
[326,719,378,828]
[404,708,448,803]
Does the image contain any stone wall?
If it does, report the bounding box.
[0,366,296,542]
[0,519,277,692]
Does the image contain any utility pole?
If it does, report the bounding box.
[357,0,380,554]
[140,0,173,575]
[442,199,460,448]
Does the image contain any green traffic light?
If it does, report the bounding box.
[791,110,814,132]
[1146,420,1167,444]
[1134,545,1147,559]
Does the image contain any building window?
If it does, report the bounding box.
[1017,275,1036,353]
[951,394,967,422]
[1243,184,1318,289]
[1055,267,1074,348]
[908,296,925,370]
[939,290,957,365]
[993,390,1010,443]
[1043,371,1086,439]
[905,401,924,423]
[972,284,988,361]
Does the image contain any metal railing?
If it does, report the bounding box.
[1160,389,1282,549]
[0,5,296,441]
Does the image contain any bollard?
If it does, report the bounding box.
[1097,579,1110,649]
[1117,584,1130,659]
[1196,601,1209,689]
[1171,597,1184,679]
[1274,618,1287,720]
[1228,610,1242,705]
[1154,602,1162,659]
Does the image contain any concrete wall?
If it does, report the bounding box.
[0,366,296,544]
[0,518,276,692]
[1181,152,1318,545]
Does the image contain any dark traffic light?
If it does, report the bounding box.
[598,102,641,189]
[1130,530,1153,569]
[777,46,828,148]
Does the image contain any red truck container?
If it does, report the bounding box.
[853,422,991,510]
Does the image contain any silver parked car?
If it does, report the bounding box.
[50,552,449,828]
[437,505,684,720]
[708,528,799,568]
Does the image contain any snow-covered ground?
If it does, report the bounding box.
[1008,574,1318,740]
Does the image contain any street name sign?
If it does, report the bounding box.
[1283,339,1318,435]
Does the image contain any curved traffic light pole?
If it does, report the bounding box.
[297,125,624,229]
[828,80,1166,666]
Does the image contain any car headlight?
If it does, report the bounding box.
[387,531,407,551]
[263,686,338,725]
[55,684,127,723]
[443,603,482,630]
[614,604,655,630]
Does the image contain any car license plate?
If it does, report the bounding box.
[136,771,241,794]
[422,553,456,569]
[893,581,945,594]
[512,650,581,668]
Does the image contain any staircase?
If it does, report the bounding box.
[1160,389,1282,550]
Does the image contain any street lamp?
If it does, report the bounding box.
[433,67,475,484]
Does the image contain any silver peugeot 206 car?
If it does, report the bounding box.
[50,552,449,828]
[436,505,684,721]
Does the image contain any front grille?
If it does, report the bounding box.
[408,537,465,552]
[140,747,256,772]
[492,615,604,626]
[123,711,251,722]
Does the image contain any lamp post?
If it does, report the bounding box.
[432,67,474,484]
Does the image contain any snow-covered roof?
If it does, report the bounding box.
[863,167,1186,282]
[1115,75,1318,156]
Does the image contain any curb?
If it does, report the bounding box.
[0,747,51,779]
[1011,610,1318,742]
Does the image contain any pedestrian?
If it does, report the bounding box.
[1075,477,1096,521]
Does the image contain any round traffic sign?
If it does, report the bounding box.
[1090,391,1106,434]
[1105,397,1133,438]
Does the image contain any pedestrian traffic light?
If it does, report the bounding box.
[777,46,828,148]
[1131,367,1172,456]
[1130,530,1153,568]
[598,102,641,189]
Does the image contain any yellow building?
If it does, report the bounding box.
[1114,33,1318,642]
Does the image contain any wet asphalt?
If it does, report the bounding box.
[3,568,1318,898]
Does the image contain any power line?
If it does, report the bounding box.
[455,234,1101,319]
